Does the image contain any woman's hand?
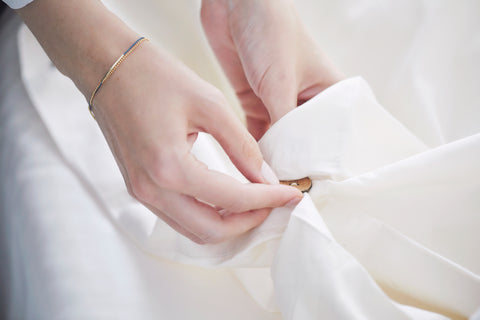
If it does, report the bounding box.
[201,0,344,139]
[93,42,302,244]
[17,0,302,244]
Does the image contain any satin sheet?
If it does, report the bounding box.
[1,0,479,319]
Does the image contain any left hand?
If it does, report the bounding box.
[201,0,344,140]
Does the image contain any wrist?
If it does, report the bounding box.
[18,0,139,98]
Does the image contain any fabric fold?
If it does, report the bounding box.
[17,19,480,319]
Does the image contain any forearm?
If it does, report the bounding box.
[16,0,138,97]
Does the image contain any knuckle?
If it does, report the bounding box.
[241,134,259,160]
[151,165,175,188]
[211,87,227,103]
[222,190,249,213]
[198,228,227,245]
[129,175,153,203]
[149,152,184,190]
[223,200,242,213]
[253,64,273,99]
[204,88,228,111]
[190,237,206,245]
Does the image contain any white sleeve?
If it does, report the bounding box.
[3,0,34,9]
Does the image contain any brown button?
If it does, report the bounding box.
[279,177,312,193]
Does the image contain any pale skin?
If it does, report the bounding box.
[17,0,342,244]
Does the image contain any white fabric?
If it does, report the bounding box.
[1,0,480,319]
[0,14,277,320]
[2,0,32,9]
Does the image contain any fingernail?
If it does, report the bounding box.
[284,196,302,208]
[261,161,279,185]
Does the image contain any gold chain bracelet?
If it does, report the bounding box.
[88,36,149,119]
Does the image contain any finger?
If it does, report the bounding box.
[201,0,252,93]
[290,18,345,105]
[195,96,267,184]
[143,202,205,244]
[125,169,205,243]
[258,61,298,123]
[201,0,272,140]
[225,0,300,123]
[182,153,302,213]
[296,43,344,104]
[153,189,271,244]
[240,24,298,123]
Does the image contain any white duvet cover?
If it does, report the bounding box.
[1,0,479,319]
